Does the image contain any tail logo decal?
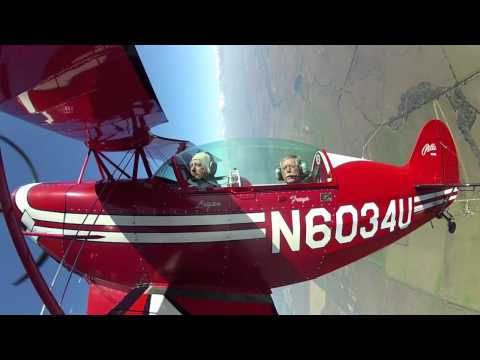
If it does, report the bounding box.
[421,143,437,156]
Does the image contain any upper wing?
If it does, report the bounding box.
[0,45,167,151]
[145,135,195,163]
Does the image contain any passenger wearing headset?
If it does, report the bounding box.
[276,155,309,184]
[188,151,219,189]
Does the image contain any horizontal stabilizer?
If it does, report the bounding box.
[416,183,480,192]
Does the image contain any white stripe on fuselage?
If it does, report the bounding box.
[32,226,267,244]
[15,183,265,227]
[62,212,265,227]
[15,183,267,244]
[414,198,447,213]
[413,188,458,214]
[414,187,457,203]
[448,195,458,201]
[326,153,369,168]
[413,192,457,214]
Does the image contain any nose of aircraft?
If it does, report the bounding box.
[11,183,39,237]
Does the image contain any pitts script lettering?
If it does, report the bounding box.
[271,197,413,253]
[421,143,437,156]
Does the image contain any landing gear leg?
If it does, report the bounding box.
[441,210,456,234]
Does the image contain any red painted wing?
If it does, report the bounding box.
[87,283,278,315]
[0,45,167,151]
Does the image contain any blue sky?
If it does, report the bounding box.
[0,45,224,314]
[138,45,224,144]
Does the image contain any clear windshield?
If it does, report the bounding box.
[170,138,323,186]
[154,158,177,184]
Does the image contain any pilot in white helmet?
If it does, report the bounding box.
[188,151,219,189]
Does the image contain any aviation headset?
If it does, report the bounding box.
[276,155,308,181]
[191,151,217,176]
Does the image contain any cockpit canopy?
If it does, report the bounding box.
[154,138,333,187]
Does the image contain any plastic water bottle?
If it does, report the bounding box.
[229,168,240,187]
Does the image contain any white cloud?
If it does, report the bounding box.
[213,45,226,137]
[219,93,225,112]
[213,45,221,81]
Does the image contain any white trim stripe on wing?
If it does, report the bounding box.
[32,226,267,244]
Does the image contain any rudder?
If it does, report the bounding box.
[407,119,460,185]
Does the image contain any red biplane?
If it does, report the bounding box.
[0,45,476,315]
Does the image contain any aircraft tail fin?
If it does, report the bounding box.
[407,119,460,186]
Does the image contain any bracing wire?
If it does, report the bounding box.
[58,150,136,307]
[41,149,134,314]
[145,148,160,170]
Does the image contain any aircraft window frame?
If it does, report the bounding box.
[311,150,334,184]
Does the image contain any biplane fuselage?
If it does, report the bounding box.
[12,147,459,295]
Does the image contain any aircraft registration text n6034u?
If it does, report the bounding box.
[271,197,415,253]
